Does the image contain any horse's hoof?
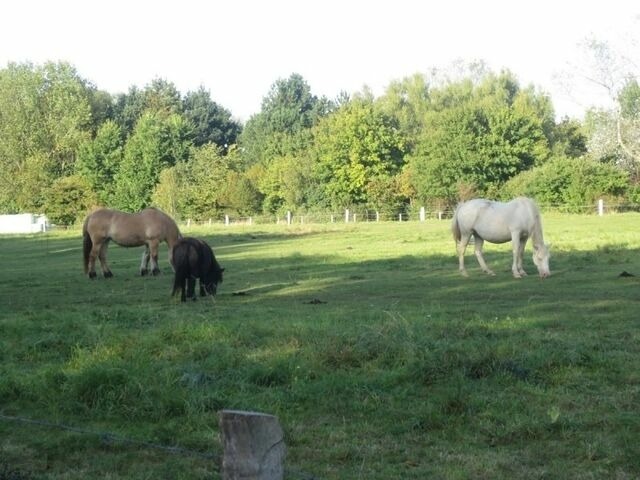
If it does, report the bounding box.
[88,272,97,279]
[140,269,148,276]
[104,271,113,278]
[152,269,161,276]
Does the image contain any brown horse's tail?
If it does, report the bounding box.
[82,216,92,274]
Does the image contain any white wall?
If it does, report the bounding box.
[0,214,49,234]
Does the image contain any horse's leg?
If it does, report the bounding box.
[187,277,196,300]
[140,246,150,276]
[516,236,528,277]
[181,278,187,302]
[149,241,161,276]
[87,239,101,279]
[98,242,113,278]
[510,233,524,278]
[474,237,495,276]
[457,234,471,277]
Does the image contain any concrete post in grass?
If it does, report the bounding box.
[219,410,286,480]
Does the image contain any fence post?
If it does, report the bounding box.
[399,213,403,222]
[438,211,443,220]
[345,209,349,223]
[286,211,292,225]
[376,211,380,222]
[225,215,230,226]
[219,410,286,480]
[419,206,425,222]
[598,198,604,216]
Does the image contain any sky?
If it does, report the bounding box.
[1,0,638,122]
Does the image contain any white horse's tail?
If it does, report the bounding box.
[451,205,462,243]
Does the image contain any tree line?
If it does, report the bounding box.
[0,57,638,224]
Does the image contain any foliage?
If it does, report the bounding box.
[182,86,241,148]
[43,175,96,225]
[0,61,92,212]
[239,73,334,166]
[112,112,193,211]
[152,144,238,221]
[405,72,552,207]
[501,156,629,211]
[75,120,123,205]
[312,96,406,208]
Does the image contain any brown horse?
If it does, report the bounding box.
[83,207,182,279]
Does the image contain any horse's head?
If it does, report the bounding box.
[202,266,225,296]
[532,243,551,278]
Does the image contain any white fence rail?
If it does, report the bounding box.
[180,200,640,228]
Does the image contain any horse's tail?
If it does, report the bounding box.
[82,216,92,274]
[171,241,188,297]
[451,205,462,244]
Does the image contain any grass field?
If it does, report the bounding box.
[1,213,639,479]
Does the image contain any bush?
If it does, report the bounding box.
[43,175,96,225]
[501,157,629,211]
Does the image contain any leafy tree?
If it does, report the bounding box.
[239,73,333,165]
[183,87,241,148]
[312,97,406,208]
[143,78,182,116]
[75,120,123,205]
[152,144,233,221]
[112,86,146,139]
[405,72,551,207]
[220,171,264,216]
[376,73,431,154]
[0,61,92,212]
[111,78,184,140]
[112,112,192,211]
[551,118,588,158]
[43,175,96,225]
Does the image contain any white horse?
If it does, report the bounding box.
[451,197,551,278]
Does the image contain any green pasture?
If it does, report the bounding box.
[1,213,639,479]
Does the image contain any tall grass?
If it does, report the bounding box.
[1,213,639,479]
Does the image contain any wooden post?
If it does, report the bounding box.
[345,209,350,223]
[598,198,604,216]
[286,211,292,225]
[219,410,286,480]
[419,206,425,222]
[225,215,230,226]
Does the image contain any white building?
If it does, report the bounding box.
[0,213,49,234]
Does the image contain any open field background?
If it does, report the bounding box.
[1,213,639,479]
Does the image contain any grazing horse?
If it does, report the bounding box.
[172,237,224,302]
[83,207,181,278]
[451,197,551,278]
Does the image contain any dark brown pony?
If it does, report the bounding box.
[172,237,224,302]
[83,207,181,278]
